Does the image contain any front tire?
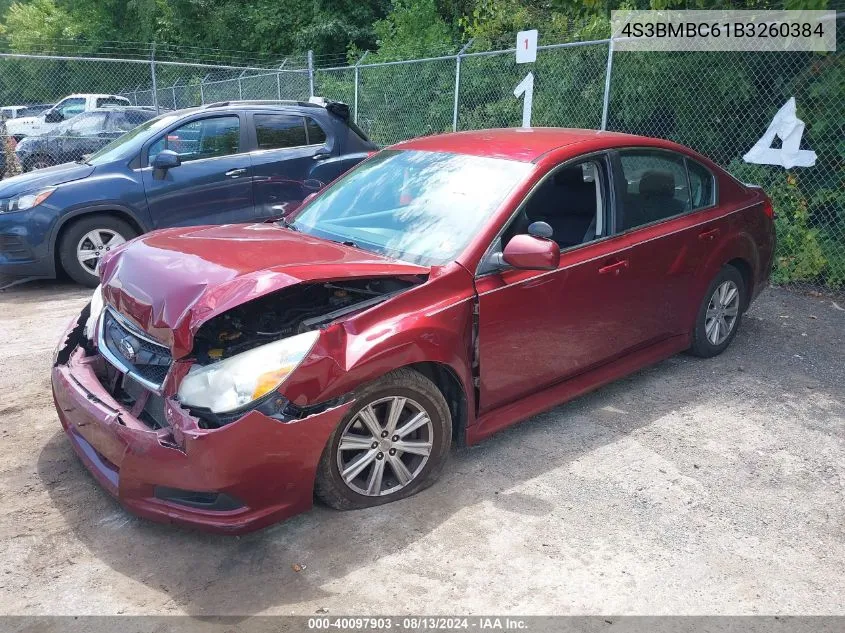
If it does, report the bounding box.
[58,215,136,287]
[689,265,745,358]
[315,368,452,510]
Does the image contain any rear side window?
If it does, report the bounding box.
[687,160,716,209]
[618,150,691,231]
[254,114,307,149]
[149,115,240,163]
[96,97,128,108]
[305,117,327,145]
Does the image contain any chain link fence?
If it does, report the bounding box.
[0,18,841,293]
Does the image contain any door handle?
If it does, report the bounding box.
[312,152,331,161]
[598,259,629,275]
[225,168,247,178]
[698,228,720,241]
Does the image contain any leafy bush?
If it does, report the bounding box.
[729,161,843,289]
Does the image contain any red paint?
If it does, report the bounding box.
[502,234,560,270]
[53,128,774,533]
[97,222,429,359]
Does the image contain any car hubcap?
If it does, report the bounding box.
[705,280,739,346]
[337,396,434,497]
[76,229,126,275]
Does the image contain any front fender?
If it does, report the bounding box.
[281,266,478,426]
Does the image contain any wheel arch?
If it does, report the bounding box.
[51,205,148,272]
[687,231,760,325]
[406,361,469,448]
[724,257,754,311]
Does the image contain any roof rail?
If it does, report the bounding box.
[201,99,322,109]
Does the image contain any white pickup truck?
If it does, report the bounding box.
[5,93,131,140]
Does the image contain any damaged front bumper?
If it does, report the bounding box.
[51,312,353,535]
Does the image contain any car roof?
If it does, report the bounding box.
[390,127,660,162]
[63,93,129,99]
[90,106,156,112]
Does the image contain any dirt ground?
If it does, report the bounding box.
[0,279,842,617]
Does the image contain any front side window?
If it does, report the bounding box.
[148,115,240,163]
[254,114,307,150]
[56,98,86,118]
[507,159,607,250]
[291,150,532,266]
[67,112,108,136]
[618,150,691,231]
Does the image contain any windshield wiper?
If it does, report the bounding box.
[278,218,299,231]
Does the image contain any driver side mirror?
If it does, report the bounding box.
[152,149,181,170]
[44,110,63,123]
[502,234,560,270]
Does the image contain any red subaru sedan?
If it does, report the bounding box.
[52,128,774,533]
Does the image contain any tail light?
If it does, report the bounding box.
[762,198,774,219]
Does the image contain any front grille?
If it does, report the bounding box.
[99,308,172,390]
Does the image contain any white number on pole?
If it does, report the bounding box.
[514,72,534,128]
[516,30,538,64]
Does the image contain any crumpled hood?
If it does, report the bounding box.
[0,162,94,197]
[99,223,429,358]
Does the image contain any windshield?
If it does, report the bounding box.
[291,150,531,266]
[86,112,181,166]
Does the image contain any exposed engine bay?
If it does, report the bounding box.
[192,277,420,363]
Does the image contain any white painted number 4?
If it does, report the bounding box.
[743,98,817,168]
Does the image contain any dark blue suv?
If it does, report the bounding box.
[0,100,376,286]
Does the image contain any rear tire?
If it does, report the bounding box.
[315,368,452,510]
[58,215,137,288]
[689,265,746,358]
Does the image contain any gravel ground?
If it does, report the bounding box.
[0,279,842,617]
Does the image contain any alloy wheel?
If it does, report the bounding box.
[705,280,740,346]
[76,229,126,275]
[336,396,434,497]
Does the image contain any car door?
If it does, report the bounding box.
[608,148,718,339]
[141,113,255,228]
[475,154,652,412]
[248,112,332,219]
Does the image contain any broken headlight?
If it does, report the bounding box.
[83,284,105,341]
[177,330,319,414]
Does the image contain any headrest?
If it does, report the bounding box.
[638,170,675,198]
[554,167,589,188]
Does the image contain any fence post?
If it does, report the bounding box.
[354,51,369,124]
[199,74,209,105]
[171,78,179,110]
[238,70,246,100]
[150,43,159,114]
[277,59,288,100]
[307,50,315,97]
[452,40,473,132]
[600,38,614,131]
